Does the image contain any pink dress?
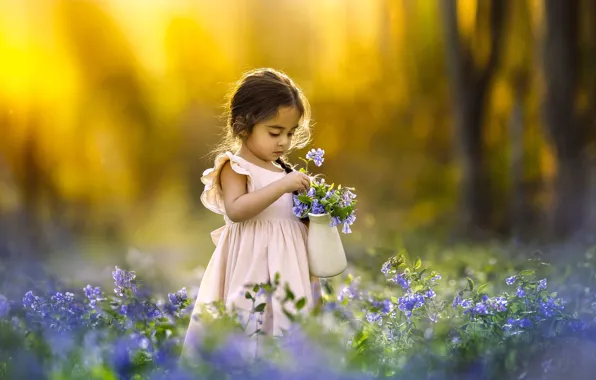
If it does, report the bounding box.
[183,152,316,352]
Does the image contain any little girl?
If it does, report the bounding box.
[182,68,319,356]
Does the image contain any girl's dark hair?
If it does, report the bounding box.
[211,68,312,166]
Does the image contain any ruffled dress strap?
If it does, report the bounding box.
[200,152,252,244]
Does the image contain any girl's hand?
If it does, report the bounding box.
[279,171,311,193]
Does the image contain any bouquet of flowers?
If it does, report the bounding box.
[292,148,357,234]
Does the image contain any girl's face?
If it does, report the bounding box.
[245,106,301,162]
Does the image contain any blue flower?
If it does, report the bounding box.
[329,216,342,228]
[379,299,392,314]
[505,276,516,285]
[311,199,325,214]
[168,287,188,310]
[491,296,508,312]
[292,197,309,218]
[391,274,410,290]
[452,294,462,308]
[381,261,392,276]
[537,278,547,291]
[306,148,325,167]
[345,213,356,226]
[540,296,563,318]
[366,312,381,323]
[516,287,526,297]
[342,189,356,201]
[518,317,532,328]
[472,302,488,315]
[112,266,138,296]
[307,187,316,198]
[342,223,352,234]
[425,289,436,299]
[430,274,441,282]
[397,292,425,318]
[337,285,357,302]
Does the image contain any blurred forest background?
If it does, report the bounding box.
[0,0,595,291]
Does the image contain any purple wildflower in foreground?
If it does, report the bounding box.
[390,273,410,290]
[112,266,139,296]
[537,278,547,291]
[505,276,516,285]
[516,287,526,298]
[398,291,425,318]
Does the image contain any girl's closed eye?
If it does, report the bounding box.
[269,132,280,137]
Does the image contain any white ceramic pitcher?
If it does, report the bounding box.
[306,213,348,278]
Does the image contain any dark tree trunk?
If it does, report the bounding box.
[542,0,588,237]
[509,72,530,239]
[440,0,507,232]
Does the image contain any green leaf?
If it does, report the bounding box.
[254,303,266,313]
[466,277,475,292]
[417,268,427,279]
[414,258,421,270]
[477,283,489,293]
[519,269,535,277]
[296,298,306,310]
[283,309,296,322]
[284,283,295,300]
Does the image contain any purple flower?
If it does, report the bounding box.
[397,292,425,318]
[342,189,356,202]
[391,274,410,290]
[345,213,356,226]
[518,317,532,328]
[306,148,325,167]
[168,287,188,309]
[292,196,309,218]
[366,312,381,323]
[307,187,316,198]
[425,289,436,299]
[472,302,488,315]
[505,276,516,285]
[379,299,392,314]
[540,297,563,318]
[342,223,352,234]
[112,266,138,296]
[537,278,547,291]
[381,261,392,276]
[516,287,526,298]
[329,216,342,228]
[452,294,462,308]
[430,274,441,282]
[491,296,508,312]
[337,285,357,302]
[311,199,325,215]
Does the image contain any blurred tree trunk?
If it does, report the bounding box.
[439,0,507,233]
[542,0,590,237]
[509,72,530,238]
[585,0,596,231]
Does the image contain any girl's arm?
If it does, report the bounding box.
[220,161,309,223]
